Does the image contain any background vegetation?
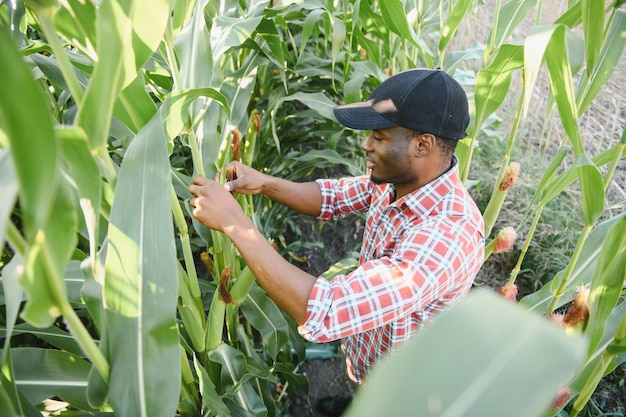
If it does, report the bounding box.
[0,0,625,416]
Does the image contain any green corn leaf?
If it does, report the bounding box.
[55,0,97,61]
[57,128,101,263]
[114,73,158,134]
[473,44,523,137]
[581,0,605,75]
[484,0,535,61]
[210,16,263,64]
[379,0,419,48]
[344,289,587,417]
[12,347,94,411]
[520,212,626,312]
[175,0,213,89]
[194,356,231,417]
[78,0,170,151]
[240,283,290,359]
[577,9,626,114]
[544,25,583,155]
[586,216,626,354]
[577,157,605,227]
[0,347,49,417]
[102,114,180,417]
[7,323,83,357]
[0,27,58,242]
[20,175,77,328]
[439,0,473,55]
[0,150,18,254]
[208,344,266,415]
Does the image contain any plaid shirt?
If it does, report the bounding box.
[298,161,484,384]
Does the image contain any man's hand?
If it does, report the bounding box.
[188,176,250,233]
[224,161,267,194]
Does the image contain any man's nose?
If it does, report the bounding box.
[361,134,373,152]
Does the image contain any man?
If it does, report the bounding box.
[189,68,485,415]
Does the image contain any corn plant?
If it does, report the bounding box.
[0,0,625,416]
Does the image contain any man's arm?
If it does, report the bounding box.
[224,161,322,217]
[189,175,317,324]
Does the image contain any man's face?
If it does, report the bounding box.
[360,126,417,187]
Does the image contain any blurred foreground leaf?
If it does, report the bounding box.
[344,289,587,417]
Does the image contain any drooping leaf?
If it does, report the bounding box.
[0,26,58,241]
[344,290,587,417]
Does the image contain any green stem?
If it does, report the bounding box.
[188,129,206,177]
[170,186,202,302]
[5,222,26,256]
[508,204,545,285]
[37,10,84,106]
[547,224,593,314]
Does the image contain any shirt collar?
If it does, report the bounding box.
[393,156,460,215]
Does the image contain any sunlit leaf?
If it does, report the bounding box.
[586,216,626,354]
[577,9,626,114]
[102,114,180,417]
[581,0,605,74]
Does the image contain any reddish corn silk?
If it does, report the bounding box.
[498,162,520,191]
[497,283,518,302]
[493,227,516,253]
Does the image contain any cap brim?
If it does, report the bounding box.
[333,100,398,131]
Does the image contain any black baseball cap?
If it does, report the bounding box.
[333,68,469,140]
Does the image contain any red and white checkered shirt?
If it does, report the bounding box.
[298,161,484,384]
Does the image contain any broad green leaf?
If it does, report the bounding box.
[7,323,83,357]
[175,0,213,89]
[78,0,170,151]
[300,8,326,60]
[520,212,626,312]
[12,347,94,411]
[208,344,266,416]
[581,0,605,74]
[0,348,42,417]
[102,114,180,417]
[545,25,583,155]
[484,0,535,61]
[0,26,58,241]
[439,0,473,55]
[0,150,18,253]
[330,13,346,81]
[57,128,101,263]
[577,157,604,226]
[163,87,231,139]
[55,0,97,61]
[473,44,523,137]
[586,216,626,354]
[240,284,290,359]
[379,0,419,48]
[277,91,337,120]
[210,16,263,63]
[193,357,231,417]
[344,289,587,417]
[20,176,77,328]
[577,9,626,114]
[113,73,158,134]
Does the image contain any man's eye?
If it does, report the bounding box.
[373,136,382,141]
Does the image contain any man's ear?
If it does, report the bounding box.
[413,133,436,156]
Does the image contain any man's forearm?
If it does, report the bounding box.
[260,176,323,217]
[224,218,317,325]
